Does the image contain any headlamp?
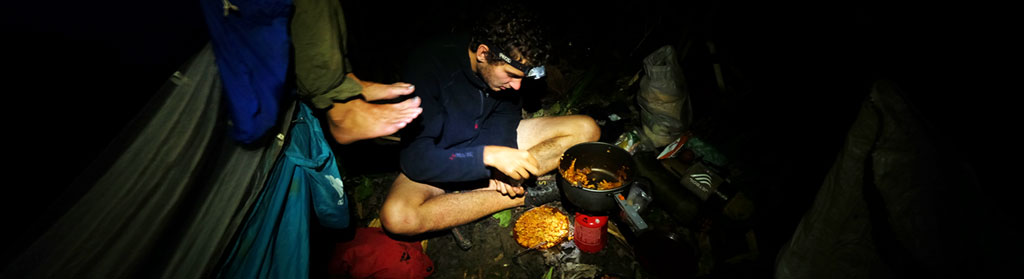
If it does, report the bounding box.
[487,42,546,80]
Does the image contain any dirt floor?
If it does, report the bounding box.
[350,174,646,279]
[336,173,666,279]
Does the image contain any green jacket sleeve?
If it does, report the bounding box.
[291,0,362,110]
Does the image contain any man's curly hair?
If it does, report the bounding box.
[468,4,551,68]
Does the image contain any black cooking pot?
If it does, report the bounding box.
[557,142,637,214]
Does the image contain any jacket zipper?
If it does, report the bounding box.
[477,90,485,129]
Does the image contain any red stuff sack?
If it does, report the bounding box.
[330,228,434,278]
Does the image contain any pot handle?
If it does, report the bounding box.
[615,192,649,233]
[628,177,654,212]
[615,176,654,233]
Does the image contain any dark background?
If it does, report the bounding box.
[2,0,1017,273]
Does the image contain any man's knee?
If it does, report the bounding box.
[380,174,436,236]
[574,115,601,142]
[379,201,424,236]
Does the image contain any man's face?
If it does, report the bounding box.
[479,59,526,92]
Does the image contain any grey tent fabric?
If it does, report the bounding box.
[159,109,294,277]
[774,80,1000,278]
[2,43,293,278]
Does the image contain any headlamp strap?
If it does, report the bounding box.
[481,40,545,79]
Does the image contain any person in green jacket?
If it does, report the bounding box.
[291,0,423,144]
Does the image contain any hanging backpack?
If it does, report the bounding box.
[218,102,349,278]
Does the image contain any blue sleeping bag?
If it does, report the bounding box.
[201,0,292,143]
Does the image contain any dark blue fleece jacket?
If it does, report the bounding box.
[399,33,522,184]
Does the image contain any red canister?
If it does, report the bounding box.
[573,213,608,253]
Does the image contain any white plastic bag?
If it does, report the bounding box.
[638,45,692,148]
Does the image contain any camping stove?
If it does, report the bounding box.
[573,212,608,253]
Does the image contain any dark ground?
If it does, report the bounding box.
[333,170,677,279]
[4,0,1020,278]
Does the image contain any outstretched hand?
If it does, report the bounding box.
[326,97,422,144]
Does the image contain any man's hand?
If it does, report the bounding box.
[347,73,415,102]
[326,97,422,144]
[483,146,540,181]
[488,178,525,197]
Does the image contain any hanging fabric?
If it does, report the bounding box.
[202,0,294,143]
[218,102,349,278]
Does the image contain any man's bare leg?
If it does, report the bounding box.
[517,115,602,174]
[380,115,598,236]
[380,174,524,236]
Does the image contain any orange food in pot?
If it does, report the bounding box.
[561,158,629,190]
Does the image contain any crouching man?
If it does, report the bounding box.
[379,5,600,248]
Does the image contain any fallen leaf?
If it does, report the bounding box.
[492,209,512,227]
[354,176,373,201]
[542,266,555,279]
